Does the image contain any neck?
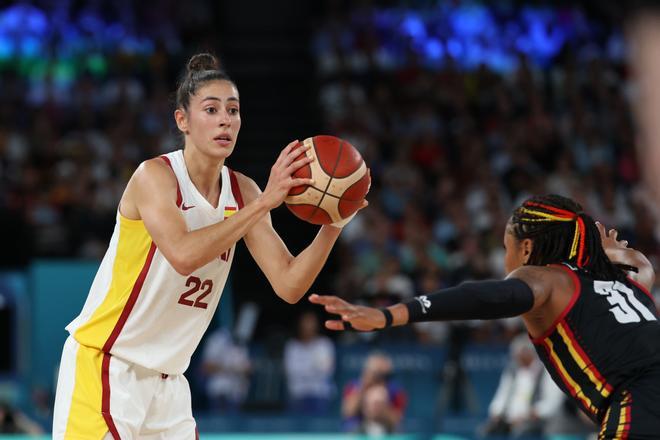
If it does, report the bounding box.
[182,146,224,206]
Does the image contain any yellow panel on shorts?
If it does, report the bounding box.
[64,344,107,439]
[74,214,153,349]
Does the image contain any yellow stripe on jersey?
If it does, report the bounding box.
[599,405,612,439]
[545,337,595,414]
[74,214,153,349]
[615,394,631,439]
[64,344,107,439]
[557,323,611,398]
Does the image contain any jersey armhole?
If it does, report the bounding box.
[227,168,245,209]
[159,155,182,208]
[530,264,581,344]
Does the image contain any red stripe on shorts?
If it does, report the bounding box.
[101,353,121,439]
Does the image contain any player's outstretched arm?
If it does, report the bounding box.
[309,270,554,331]
[240,172,368,304]
[123,140,314,276]
[597,222,656,291]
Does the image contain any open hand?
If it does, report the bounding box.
[596,221,629,253]
[308,294,385,331]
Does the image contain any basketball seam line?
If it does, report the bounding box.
[308,139,344,222]
[293,185,362,201]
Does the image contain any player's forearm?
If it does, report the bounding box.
[277,225,341,303]
[384,279,535,326]
[606,247,650,272]
[171,197,270,274]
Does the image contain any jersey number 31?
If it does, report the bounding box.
[594,281,656,324]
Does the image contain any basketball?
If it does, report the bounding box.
[285,135,370,225]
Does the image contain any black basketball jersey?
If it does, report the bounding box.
[532,264,660,423]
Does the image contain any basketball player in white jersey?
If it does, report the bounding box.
[52,53,365,439]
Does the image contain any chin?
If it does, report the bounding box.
[208,145,235,160]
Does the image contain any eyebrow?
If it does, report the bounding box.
[201,96,240,103]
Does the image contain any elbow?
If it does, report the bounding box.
[169,254,197,276]
[172,262,195,277]
[276,286,306,304]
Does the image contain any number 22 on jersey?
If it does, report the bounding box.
[594,280,656,324]
[178,276,214,309]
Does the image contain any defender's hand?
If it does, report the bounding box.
[309,294,385,331]
[596,221,629,253]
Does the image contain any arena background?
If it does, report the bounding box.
[1,1,659,439]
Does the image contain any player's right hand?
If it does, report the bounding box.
[309,293,386,331]
[261,140,315,210]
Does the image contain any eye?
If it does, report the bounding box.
[205,107,217,114]
[228,107,240,115]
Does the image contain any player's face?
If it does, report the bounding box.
[178,80,241,160]
[503,225,529,275]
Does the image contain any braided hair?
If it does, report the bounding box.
[510,194,626,281]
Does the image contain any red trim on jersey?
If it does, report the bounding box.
[195,426,200,440]
[559,322,613,393]
[626,276,655,304]
[531,264,581,344]
[227,168,245,209]
[102,242,157,352]
[160,155,183,208]
[101,353,121,440]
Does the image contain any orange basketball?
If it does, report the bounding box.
[285,135,370,225]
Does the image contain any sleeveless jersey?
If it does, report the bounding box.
[532,264,660,423]
[66,150,244,374]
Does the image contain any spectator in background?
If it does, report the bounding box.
[480,335,564,438]
[283,311,335,414]
[0,402,43,434]
[201,327,251,413]
[342,352,407,435]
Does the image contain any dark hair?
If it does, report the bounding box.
[175,53,234,110]
[510,194,626,281]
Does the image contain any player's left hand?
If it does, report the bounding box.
[596,221,629,252]
[308,294,385,331]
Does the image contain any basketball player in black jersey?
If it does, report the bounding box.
[311,194,658,439]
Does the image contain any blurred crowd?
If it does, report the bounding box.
[313,2,660,348]
[0,0,215,266]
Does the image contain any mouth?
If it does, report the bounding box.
[213,134,233,147]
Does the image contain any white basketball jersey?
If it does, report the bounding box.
[66,150,244,374]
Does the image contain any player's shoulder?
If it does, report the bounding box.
[507,264,575,293]
[230,170,260,203]
[133,156,178,186]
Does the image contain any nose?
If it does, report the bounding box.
[218,108,231,126]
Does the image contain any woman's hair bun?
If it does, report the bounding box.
[187,53,221,73]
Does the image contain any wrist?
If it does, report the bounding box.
[254,194,275,212]
[379,307,394,329]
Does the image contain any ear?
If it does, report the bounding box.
[521,238,533,264]
[174,108,189,134]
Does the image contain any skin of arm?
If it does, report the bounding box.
[122,158,273,276]
[309,265,567,335]
[121,140,317,277]
[238,172,346,304]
